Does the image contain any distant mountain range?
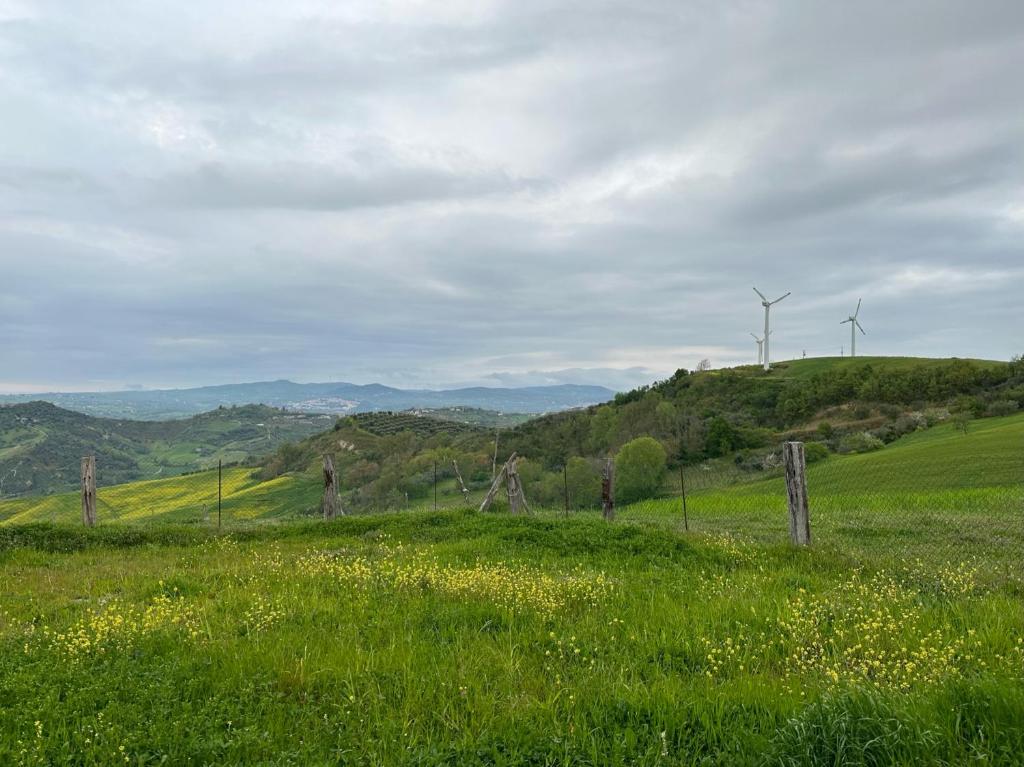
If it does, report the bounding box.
[0,380,617,421]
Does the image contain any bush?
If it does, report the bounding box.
[985,400,1019,418]
[614,437,667,504]
[804,442,830,464]
[838,432,885,454]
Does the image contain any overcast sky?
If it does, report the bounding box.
[1,1,1023,393]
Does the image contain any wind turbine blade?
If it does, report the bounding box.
[840,319,850,324]
[751,333,759,341]
[771,291,791,305]
[856,321,866,335]
[753,287,768,302]
[854,298,862,318]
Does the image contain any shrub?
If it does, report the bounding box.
[985,400,1019,418]
[614,437,667,504]
[953,411,971,435]
[804,442,830,464]
[838,432,885,454]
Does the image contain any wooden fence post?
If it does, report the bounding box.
[81,456,96,527]
[321,455,342,519]
[783,442,810,545]
[601,457,615,522]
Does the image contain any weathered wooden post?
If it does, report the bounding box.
[81,456,97,527]
[506,458,531,515]
[321,454,342,519]
[601,457,615,522]
[783,441,810,545]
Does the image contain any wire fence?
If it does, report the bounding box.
[1,443,1021,581]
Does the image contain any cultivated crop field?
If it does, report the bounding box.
[1,513,1022,766]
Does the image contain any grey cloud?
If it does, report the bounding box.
[149,160,523,210]
[1,1,1023,392]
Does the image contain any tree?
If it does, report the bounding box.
[564,456,601,509]
[588,405,619,452]
[696,359,712,372]
[614,437,667,504]
[705,417,737,458]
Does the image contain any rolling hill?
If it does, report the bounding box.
[4,410,1022,535]
[0,402,333,497]
[3,355,1022,519]
[0,380,616,420]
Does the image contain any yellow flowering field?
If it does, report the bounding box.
[1,511,1022,765]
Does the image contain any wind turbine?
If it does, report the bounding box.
[750,333,764,366]
[753,287,790,371]
[750,330,772,366]
[840,299,865,357]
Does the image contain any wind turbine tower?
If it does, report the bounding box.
[753,287,790,371]
[840,299,866,357]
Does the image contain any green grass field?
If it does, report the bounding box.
[619,413,1024,572]
[2,410,1022,763]
[1,513,1021,765]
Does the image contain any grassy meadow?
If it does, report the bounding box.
[621,412,1024,572]
[1,512,1022,766]
[5,412,1022,581]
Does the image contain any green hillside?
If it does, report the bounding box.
[349,410,486,437]
[0,402,333,497]
[0,466,323,525]
[4,356,1023,527]
[238,355,1024,514]
[765,355,1007,381]
[404,406,531,428]
[5,411,1022,566]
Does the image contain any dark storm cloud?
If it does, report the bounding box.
[1,0,1023,393]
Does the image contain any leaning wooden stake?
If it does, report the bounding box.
[452,459,471,504]
[783,441,810,545]
[81,456,96,527]
[601,457,615,522]
[479,454,512,512]
[321,454,343,519]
